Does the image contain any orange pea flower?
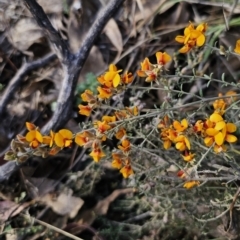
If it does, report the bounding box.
[115,128,126,140]
[155,52,172,65]
[25,129,43,148]
[75,131,94,147]
[120,164,134,178]
[234,39,240,54]
[181,151,195,162]
[173,119,188,132]
[104,64,122,88]
[78,104,92,116]
[122,72,134,84]
[175,22,207,53]
[81,90,96,104]
[102,115,116,123]
[54,129,73,148]
[183,181,200,189]
[137,58,158,82]
[125,106,138,116]
[175,135,190,151]
[94,120,112,133]
[112,152,124,169]
[97,86,113,99]
[26,122,37,131]
[89,147,105,162]
[43,130,55,147]
[118,139,131,152]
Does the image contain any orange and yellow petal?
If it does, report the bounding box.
[234,40,240,54]
[183,181,200,189]
[78,104,92,116]
[115,128,126,140]
[155,52,171,65]
[97,86,112,99]
[118,139,131,152]
[26,122,36,131]
[89,148,105,162]
[120,165,133,178]
[225,134,237,143]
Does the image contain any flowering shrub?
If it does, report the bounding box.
[4,22,240,193]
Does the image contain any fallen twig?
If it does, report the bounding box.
[0,53,56,116]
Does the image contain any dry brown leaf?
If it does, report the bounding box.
[78,188,133,227]
[37,0,63,14]
[25,177,59,198]
[0,200,33,224]
[8,18,44,52]
[40,192,84,218]
[104,18,123,54]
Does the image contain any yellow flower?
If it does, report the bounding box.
[115,110,128,120]
[104,64,122,88]
[89,147,105,162]
[97,86,113,99]
[43,130,55,147]
[193,120,203,133]
[120,164,134,178]
[122,72,133,85]
[54,129,73,148]
[223,123,238,143]
[137,58,152,77]
[115,128,126,140]
[112,153,124,169]
[137,58,158,82]
[155,52,171,65]
[173,119,188,132]
[125,106,138,116]
[183,181,200,189]
[75,131,93,147]
[175,135,190,151]
[25,130,43,148]
[118,139,131,152]
[160,128,176,149]
[94,120,111,133]
[205,128,224,146]
[102,115,116,123]
[175,22,207,53]
[81,90,96,103]
[158,115,171,129]
[181,151,195,162]
[213,93,226,115]
[234,39,240,54]
[26,122,37,131]
[78,104,92,116]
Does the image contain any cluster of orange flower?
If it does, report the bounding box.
[137,52,172,81]
[76,106,138,178]
[79,64,133,117]
[175,22,208,53]
[5,123,75,161]
[5,22,240,189]
[158,91,238,188]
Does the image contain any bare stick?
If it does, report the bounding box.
[23,0,70,60]
[0,53,56,116]
[41,0,125,133]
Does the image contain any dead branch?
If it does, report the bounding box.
[0,53,56,116]
[40,0,125,133]
[0,0,125,182]
[23,0,70,60]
